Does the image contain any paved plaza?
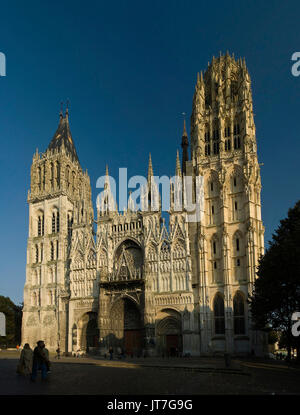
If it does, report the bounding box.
[0,351,299,395]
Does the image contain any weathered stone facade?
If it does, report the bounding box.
[22,54,267,356]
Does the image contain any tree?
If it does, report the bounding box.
[249,200,300,360]
[0,296,22,347]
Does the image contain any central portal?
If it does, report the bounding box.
[110,297,143,356]
[124,299,142,355]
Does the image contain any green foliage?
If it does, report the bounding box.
[249,200,300,357]
[0,296,22,347]
[268,330,278,345]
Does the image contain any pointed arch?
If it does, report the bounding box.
[213,293,225,335]
[233,291,246,335]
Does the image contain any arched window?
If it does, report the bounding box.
[50,242,54,261]
[56,211,60,232]
[234,123,240,135]
[213,294,225,335]
[233,293,245,335]
[66,166,70,189]
[68,214,73,238]
[35,245,39,263]
[205,144,211,156]
[224,123,230,137]
[72,171,76,193]
[213,126,219,140]
[213,241,216,255]
[38,216,42,236]
[225,139,231,151]
[212,120,220,155]
[204,125,210,142]
[233,121,241,149]
[50,162,54,189]
[234,136,241,149]
[52,213,56,233]
[213,141,219,155]
[56,162,60,188]
[38,167,41,190]
[56,241,59,260]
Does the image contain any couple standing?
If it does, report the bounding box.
[18,340,51,381]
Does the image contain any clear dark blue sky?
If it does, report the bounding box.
[0,0,299,304]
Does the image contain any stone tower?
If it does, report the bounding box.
[22,108,93,351]
[185,52,265,354]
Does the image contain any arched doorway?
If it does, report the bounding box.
[110,297,143,356]
[156,309,182,356]
[78,312,98,351]
[86,318,98,348]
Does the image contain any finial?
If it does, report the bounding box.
[106,164,109,176]
[60,102,63,119]
[65,99,69,118]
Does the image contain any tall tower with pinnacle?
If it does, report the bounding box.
[185,52,265,354]
[22,108,93,351]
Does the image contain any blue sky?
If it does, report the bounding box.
[0,0,299,304]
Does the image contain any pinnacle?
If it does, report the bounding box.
[175,150,182,177]
[182,119,187,137]
[147,153,154,184]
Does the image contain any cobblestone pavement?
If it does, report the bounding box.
[1,351,299,395]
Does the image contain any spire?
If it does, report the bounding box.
[181,119,189,174]
[97,165,116,215]
[65,99,69,120]
[147,153,154,186]
[175,150,182,177]
[47,108,79,163]
[104,164,109,189]
[183,119,187,137]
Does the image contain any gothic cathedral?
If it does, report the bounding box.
[22,54,266,356]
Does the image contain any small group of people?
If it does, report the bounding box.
[17,340,52,382]
[72,348,85,357]
[105,346,126,360]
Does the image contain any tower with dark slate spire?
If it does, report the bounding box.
[22,108,94,351]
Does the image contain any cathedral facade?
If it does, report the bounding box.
[22,54,266,356]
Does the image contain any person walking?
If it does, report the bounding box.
[30,340,50,382]
[17,343,33,376]
[109,346,113,360]
[55,346,61,359]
